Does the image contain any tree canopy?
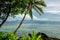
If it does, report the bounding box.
[0,0,46,20]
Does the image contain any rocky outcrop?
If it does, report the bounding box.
[37,32,60,40]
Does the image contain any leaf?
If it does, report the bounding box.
[37,35,42,40]
[35,1,46,7]
[35,5,44,14]
[29,10,33,19]
[40,1,46,7]
[33,6,43,15]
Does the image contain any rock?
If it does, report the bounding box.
[37,32,49,40]
[37,32,60,40]
[49,37,60,40]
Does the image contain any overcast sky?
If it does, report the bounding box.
[7,0,60,21]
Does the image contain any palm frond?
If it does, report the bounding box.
[40,1,46,7]
[33,6,41,15]
[33,5,44,15]
[29,10,33,19]
[35,1,46,7]
[35,5,44,13]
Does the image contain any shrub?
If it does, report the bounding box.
[0,32,6,40]
[0,32,17,40]
[27,31,42,40]
[6,32,17,40]
[19,31,42,40]
[0,32,42,40]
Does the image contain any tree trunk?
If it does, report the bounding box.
[0,9,11,28]
[14,14,26,34]
[0,14,9,28]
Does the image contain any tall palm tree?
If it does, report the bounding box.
[14,0,46,34]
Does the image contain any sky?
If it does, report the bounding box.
[7,0,60,21]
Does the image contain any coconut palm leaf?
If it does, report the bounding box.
[33,6,41,15]
[35,1,46,7]
[29,10,33,19]
[34,5,44,13]
[33,5,44,15]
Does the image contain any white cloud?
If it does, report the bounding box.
[7,14,23,21]
[45,10,60,14]
[47,4,60,7]
[44,0,60,14]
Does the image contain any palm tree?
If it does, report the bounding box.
[14,0,46,34]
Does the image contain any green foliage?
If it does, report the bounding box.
[0,32,6,40]
[0,32,17,40]
[27,31,42,40]
[19,31,43,40]
[19,36,27,40]
[0,32,43,40]
[6,32,17,40]
[0,0,46,20]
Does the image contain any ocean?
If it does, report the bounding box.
[0,20,60,38]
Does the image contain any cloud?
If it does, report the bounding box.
[45,10,60,14]
[47,18,60,21]
[44,0,60,14]
[47,3,60,7]
[7,14,23,21]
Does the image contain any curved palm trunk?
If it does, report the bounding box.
[0,13,9,28]
[14,14,26,34]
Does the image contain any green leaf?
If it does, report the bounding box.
[35,1,46,7]
[33,6,43,15]
[40,1,46,7]
[35,5,44,13]
[29,10,33,19]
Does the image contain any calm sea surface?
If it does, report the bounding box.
[0,21,60,38]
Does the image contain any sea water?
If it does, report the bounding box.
[0,21,60,38]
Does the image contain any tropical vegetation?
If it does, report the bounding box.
[0,32,43,40]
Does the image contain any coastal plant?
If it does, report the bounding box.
[0,32,17,40]
[0,32,43,40]
[19,31,42,40]
[0,32,6,40]
[6,32,17,40]
[27,31,42,40]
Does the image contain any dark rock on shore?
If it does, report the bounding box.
[48,37,60,40]
[37,32,48,40]
[37,32,60,40]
